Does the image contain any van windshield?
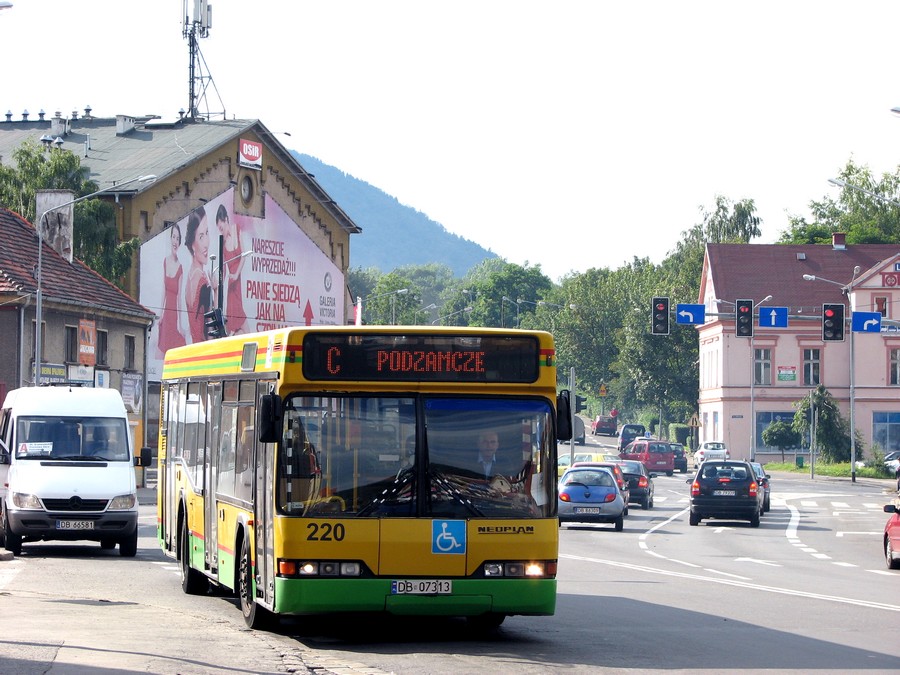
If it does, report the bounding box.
[15,417,130,461]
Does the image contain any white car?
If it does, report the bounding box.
[694,441,730,468]
[885,450,900,477]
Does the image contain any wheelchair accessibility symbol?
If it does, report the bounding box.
[432,520,466,554]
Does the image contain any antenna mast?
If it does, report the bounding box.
[183,0,225,120]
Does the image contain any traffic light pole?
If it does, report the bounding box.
[568,367,576,468]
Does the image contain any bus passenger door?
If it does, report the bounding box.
[162,384,182,553]
[254,380,276,608]
[204,382,222,572]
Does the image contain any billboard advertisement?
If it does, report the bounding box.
[141,188,344,380]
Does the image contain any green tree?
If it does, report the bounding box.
[0,139,139,288]
[761,420,802,463]
[792,385,855,463]
[779,159,900,245]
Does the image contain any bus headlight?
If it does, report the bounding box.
[482,561,556,578]
[278,560,363,578]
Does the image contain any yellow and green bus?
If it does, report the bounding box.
[158,326,571,628]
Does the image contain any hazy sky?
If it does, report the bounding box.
[3,1,900,281]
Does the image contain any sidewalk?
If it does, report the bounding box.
[768,468,899,492]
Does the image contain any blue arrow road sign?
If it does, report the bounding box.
[759,306,788,328]
[676,304,705,325]
[852,311,882,333]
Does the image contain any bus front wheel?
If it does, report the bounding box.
[239,534,272,629]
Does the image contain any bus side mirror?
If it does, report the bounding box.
[135,447,152,467]
[257,393,283,444]
[557,390,573,441]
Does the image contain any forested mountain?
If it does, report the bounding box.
[293,153,496,277]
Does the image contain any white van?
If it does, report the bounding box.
[0,385,151,557]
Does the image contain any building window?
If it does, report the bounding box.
[65,326,78,363]
[803,348,820,386]
[124,335,136,371]
[97,330,109,366]
[876,296,889,317]
[873,412,900,453]
[891,349,900,386]
[141,210,149,232]
[754,348,772,385]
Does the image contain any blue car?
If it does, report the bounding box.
[558,467,625,531]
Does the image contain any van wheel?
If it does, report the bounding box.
[3,510,21,556]
[100,538,116,550]
[666,470,673,477]
[180,519,206,594]
[119,530,138,557]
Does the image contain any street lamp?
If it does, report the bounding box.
[33,174,157,384]
[358,288,408,325]
[828,177,900,208]
[432,306,472,325]
[803,268,861,481]
[501,296,519,328]
[413,303,437,325]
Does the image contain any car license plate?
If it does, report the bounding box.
[56,520,94,530]
[574,507,601,514]
[712,490,735,496]
[391,580,452,595]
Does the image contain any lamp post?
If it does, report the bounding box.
[432,306,472,325]
[501,296,519,328]
[715,295,772,462]
[803,268,860,482]
[358,288,408,325]
[33,174,157,384]
[516,299,577,331]
[414,303,437,325]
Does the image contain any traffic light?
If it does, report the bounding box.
[575,395,587,413]
[204,308,226,339]
[651,297,670,335]
[822,303,845,341]
[735,299,753,337]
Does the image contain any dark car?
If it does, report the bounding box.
[617,423,647,452]
[558,467,626,531]
[749,461,771,512]
[573,416,586,445]
[670,443,688,473]
[687,460,763,527]
[618,459,655,509]
[884,500,900,570]
[591,415,617,436]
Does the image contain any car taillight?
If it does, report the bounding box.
[749,481,758,496]
[691,480,700,496]
[638,476,648,488]
[604,493,616,502]
[559,493,571,502]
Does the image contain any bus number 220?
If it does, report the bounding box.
[306,522,346,541]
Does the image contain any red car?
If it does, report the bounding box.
[884,500,900,570]
[620,438,674,477]
[591,415,617,436]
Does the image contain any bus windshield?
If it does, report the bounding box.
[277,394,555,519]
[15,417,130,461]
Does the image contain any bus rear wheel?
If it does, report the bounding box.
[239,534,272,629]
[180,519,206,594]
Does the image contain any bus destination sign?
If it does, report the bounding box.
[302,334,541,383]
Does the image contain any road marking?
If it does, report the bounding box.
[0,560,23,591]
[734,557,780,566]
[561,553,900,612]
[812,553,832,559]
[836,531,883,537]
[800,500,818,507]
[703,568,752,580]
[833,562,857,567]
[831,501,850,509]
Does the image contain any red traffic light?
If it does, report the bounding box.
[655,302,666,311]
[824,308,835,318]
[738,305,750,313]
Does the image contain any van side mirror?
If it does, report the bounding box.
[0,447,9,465]
[257,393,283,444]
[135,446,152,467]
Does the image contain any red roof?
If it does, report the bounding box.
[702,242,900,313]
[0,207,153,320]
